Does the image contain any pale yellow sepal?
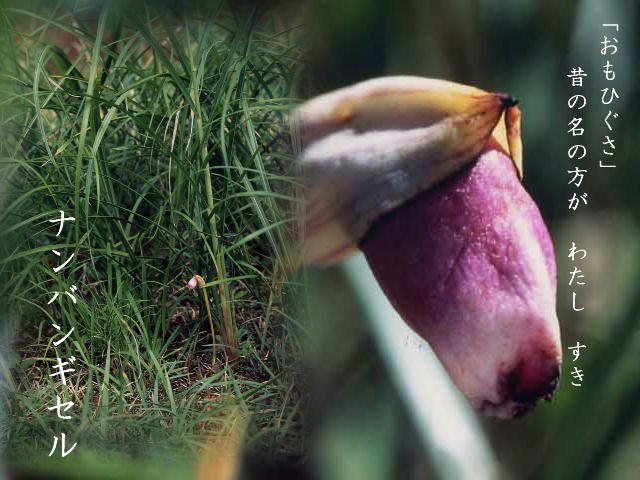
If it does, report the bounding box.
[294,76,524,265]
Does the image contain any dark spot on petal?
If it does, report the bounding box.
[500,350,560,405]
[478,354,560,419]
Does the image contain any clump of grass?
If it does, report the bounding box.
[0,0,306,471]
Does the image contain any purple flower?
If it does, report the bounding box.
[187,275,199,290]
[361,141,561,418]
[296,76,563,418]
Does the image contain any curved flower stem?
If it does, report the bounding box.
[190,49,238,360]
[193,275,217,362]
[343,253,498,480]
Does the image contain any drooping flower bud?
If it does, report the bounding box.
[187,275,199,290]
[295,76,562,418]
[360,142,561,418]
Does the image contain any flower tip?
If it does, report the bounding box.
[187,276,199,290]
[498,93,518,108]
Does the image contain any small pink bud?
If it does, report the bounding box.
[187,276,199,290]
